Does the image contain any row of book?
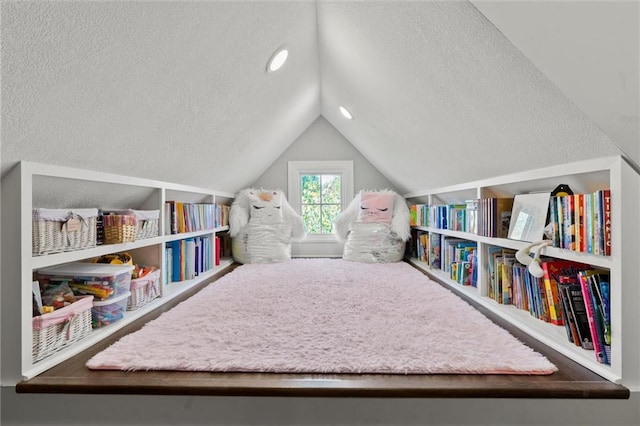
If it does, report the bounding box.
[548,190,611,255]
[165,236,214,283]
[164,232,233,284]
[410,198,513,238]
[488,249,611,365]
[410,189,611,256]
[409,230,478,287]
[164,201,230,235]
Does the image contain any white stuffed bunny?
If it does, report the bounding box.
[229,188,305,240]
[229,188,305,264]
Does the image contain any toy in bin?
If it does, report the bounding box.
[92,252,133,265]
[92,292,130,328]
[37,262,133,301]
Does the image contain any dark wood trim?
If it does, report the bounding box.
[17,261,630,399]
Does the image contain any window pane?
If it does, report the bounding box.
[302,205,321,234]
[321,204,341,233]
[321,175,341,204]
[301,175,320,204]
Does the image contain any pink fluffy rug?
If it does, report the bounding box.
[86,259,557,375]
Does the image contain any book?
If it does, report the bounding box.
[548,196,560,248]
[556,195,565,248]
[540,259,589,326]
[508,193,549,242]
[601,189,611,256]
[574,194,585,252]
[410,205,418,227]
[563,195,576,251]
[557,277,581,346]
[578,269,610,364]
[486,246,503,301]
[429,234,441,269]
[558,280,594,350]
[495,198,514,238]
[500,253,516,305]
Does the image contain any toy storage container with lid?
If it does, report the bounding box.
[36,262,133,301]
[91,291,130,328]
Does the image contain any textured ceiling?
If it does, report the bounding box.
[1,1,636,196]
[318,0,629,193]
[1,1,320,192]
[471,0,639,169]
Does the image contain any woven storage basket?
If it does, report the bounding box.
[32,208,98,256]
[132,209,160,239]
[32,295,93,362]
[127,268,161,310]
[102,213,137,244]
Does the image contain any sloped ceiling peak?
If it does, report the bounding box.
[1,1,319,192]
[318,0,625,195]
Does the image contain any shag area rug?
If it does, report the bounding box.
[87,259,557,375]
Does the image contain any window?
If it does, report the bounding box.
[288,161,354,240]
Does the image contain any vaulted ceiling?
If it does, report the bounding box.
[2,1,638,195]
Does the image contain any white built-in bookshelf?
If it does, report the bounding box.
[404,156,640,389]
[1,161,235,383]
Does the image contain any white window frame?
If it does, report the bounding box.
[288,160,354,243]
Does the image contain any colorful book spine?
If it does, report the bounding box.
[602,189,611,256]
[578,270,610,365]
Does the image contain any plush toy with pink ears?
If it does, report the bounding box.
[334,189,411,243]
[334,189,411,263]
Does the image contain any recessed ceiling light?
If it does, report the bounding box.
[339,106,354,120]
[267,48,288,73]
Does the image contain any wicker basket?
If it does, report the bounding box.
[32,208,98,256]
[32,295,93,362]
[127,268,161,310]
[132,210,160,239]
[102,214,137,244]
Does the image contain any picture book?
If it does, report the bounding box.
[495,197,515,238]
[508,193,549,242]
[429,234,441,270]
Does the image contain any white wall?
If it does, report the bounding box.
[2,388,640,425]
[251,116,398,257]
[252,116,397,195]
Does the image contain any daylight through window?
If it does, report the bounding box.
[300,174,341,234]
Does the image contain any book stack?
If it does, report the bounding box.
[165,202,230,234]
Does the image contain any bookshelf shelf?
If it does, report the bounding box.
[405,156,640,389]
[1,161,235,384]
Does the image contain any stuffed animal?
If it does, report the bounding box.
[334,189,410,242]
[334,189,410,263]
[229,188,305,263]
